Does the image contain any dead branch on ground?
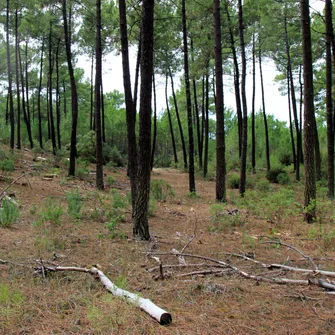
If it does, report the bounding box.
[0,259,172,325]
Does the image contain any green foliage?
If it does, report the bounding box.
[255,179,272,191]
[65,188,83,219]
[186,191,200,199]
[279,153,293,166]
[277,172,291,185]
[103,145,125,167]
[0,283,25,308]
[148,198,157,217]
[209,204,245,232]
[40,197,63,225]
[150,179,175,201]
[105,214,126,239]
[105,175,116,187]
[0,159,15,172]
[111,189,127,209]
[266,168,288,184]
[307,224,335,251]
[228,174,240,189]
[0,198,20,227]
[77,130,96,163]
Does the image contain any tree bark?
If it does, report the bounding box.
[151,73,157,170]
[225,1,242,157]
[181,0,196,194]
[325,0,334,198]
[165,72,178,165]
[95,0,104,190]
[203,71,209,178]
[169,66,187,169]
[301,0,316,223]
[284,13,301,181]
[62,0,79,176]
[15,10,21,150]
[287,65,296,171]
[48,21,56,155]
[6,0,15,150]
[251,33,256,174]
[214,0,226,202]
[119,0,138,214]
[132,0,154,240]
[238,0,248,196]
[258,48,270,171]
[37,39,44,149]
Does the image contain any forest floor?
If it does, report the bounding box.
[1,148,335,334]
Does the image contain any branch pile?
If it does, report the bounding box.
[147,239,335,293]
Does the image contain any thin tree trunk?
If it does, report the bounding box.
[48,21,56,155]
[301,0,316,223]
[287,66,296,170]
[95,0,104,190]
[285,13,301,181]
[169,66,187,169]
[55,39,61,149]
[38,56,43,136]
[119,0,138,214]
[101,81,106,143]
[19,41,33,149]
[182,0,195,193]
[214,0,226,202]
[325,0,334,198]
[191,38,202,169]
[151,73,157,170]
[6,0,15,150]
[25,41,31,132]
[251,33,256,174]
[203,71,209,178]
[62,0,79,176]
[90,51,94,131]
[238,0,248,196]
[15,10,21,150]
[165,72,178,164]
[258,48,270,171]
[225,0,242,157]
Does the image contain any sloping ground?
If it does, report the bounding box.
[1,150,335,334]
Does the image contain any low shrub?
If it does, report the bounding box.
[0,198,20,227]
[228,174,240,189]
[266,168,288,184]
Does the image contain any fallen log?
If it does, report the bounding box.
[41,264,172,325]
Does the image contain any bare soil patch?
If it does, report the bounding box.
[1,150,335,334]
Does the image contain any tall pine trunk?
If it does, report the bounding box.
[6,0,15,150]
[169,67,187,169]
[301,0,316,223]
[62,0,79,176]
[326,0,334,198]
[15,10,21,150]
[132,0,154,240]
[119,0,138,215]
[182,0,196,193]
[95,0,104,190]
[48,21,56,155]
[258,48,270,171]
[151,73,157,170]
[251,33,256,174]
[238,0,248,196]
[37,39,44,149]
[165,72,178,165]
[214,0,226,202]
